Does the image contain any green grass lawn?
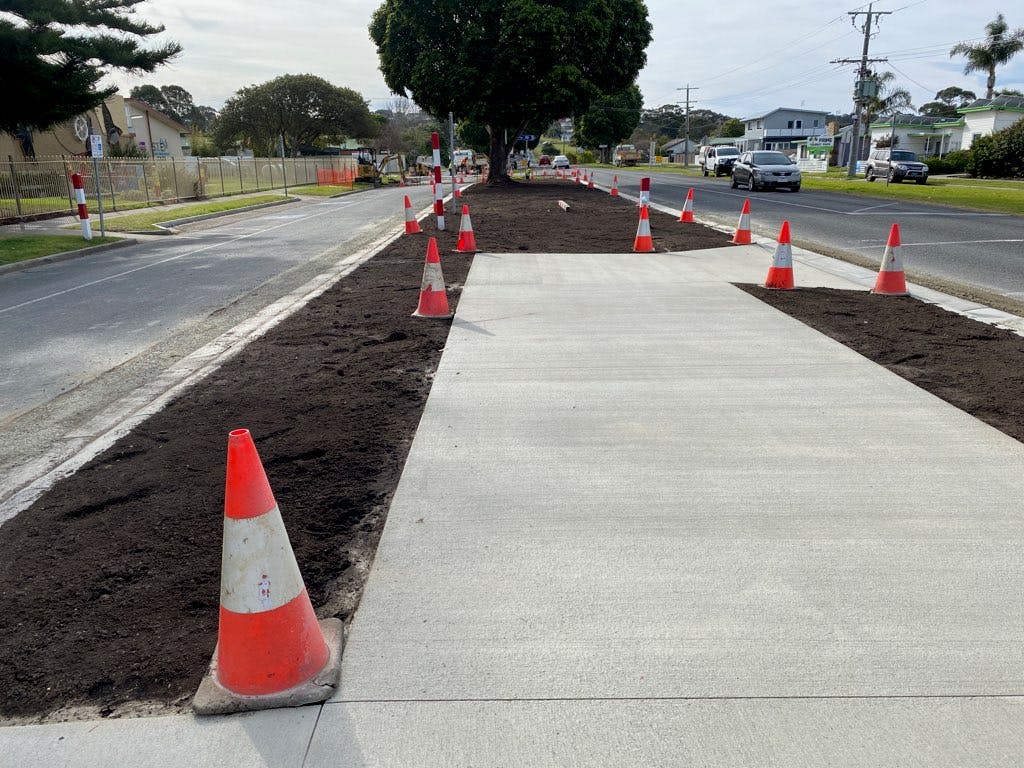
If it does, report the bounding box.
[93,195,289,231]
[0,234,123,265]
[799,173,1024,215]
[288,184,357,196]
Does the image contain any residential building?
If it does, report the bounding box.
[737,108,829,153]
[661,138,699,163]
[867,95,1024,157]
[0,94,190,159]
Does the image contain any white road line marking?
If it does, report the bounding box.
[0,198,387,316]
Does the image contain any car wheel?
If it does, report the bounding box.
[866,171,875,182]
[714,168,721,177]
[888,168,901,183]
[791,184,800,192]
[747,175,756,192]
[730,174,739,189]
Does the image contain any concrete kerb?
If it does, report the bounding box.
[0,238,139,276]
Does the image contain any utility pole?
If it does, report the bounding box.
[832,3,890,178]
[676,85,699,166]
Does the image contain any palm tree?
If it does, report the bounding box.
[950,14,1024,99]
[863,71,914,124]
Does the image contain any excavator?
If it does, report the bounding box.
[353,147,407,185]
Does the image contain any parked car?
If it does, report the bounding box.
[865,149,929,184]
[730,151,801,192]
[552,154,571,169]
[538,155,552,165]
[701,146,740,177]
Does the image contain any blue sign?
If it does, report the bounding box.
[518,134,535,141]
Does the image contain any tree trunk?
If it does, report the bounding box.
[987,68,996,99]
[488,128,509,182]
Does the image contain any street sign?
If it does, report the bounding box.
[89,134,104,158]
[519,134,535,141]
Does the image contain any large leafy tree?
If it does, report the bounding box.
[369,0,652,181]
[950,14,1024,99]
[212,74,378,156]
[919,86,977,117]
[0,0,181,134]
[574,84,643,151]
[129,84,218,130]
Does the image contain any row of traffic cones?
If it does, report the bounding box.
[410,188,908,295]
[757,218,907,295]
[405,195,477,253]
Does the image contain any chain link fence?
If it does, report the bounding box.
[0,156,359,222]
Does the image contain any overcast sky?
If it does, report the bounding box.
[109,0,1024,119]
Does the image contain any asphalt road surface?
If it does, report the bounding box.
[0,185,439,499]
[608,168,1024,302]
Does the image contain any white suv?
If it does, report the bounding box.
[702,146,740,177]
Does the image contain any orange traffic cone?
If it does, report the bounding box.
[764,221,795,290]
[679,188,695,222]
[731,198,752,244]
[414,238,452,317]
[404,195,422,234]
[588,173,595,189]
[872,223,909,296]
[456,204,478,253]
[453,179,462,198]
[633,205,655,252]
[193,429,342,715]
[610,175,619,196]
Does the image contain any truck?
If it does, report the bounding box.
[612,144,642,167]
[701,146,740,177]
[452,149,489,175]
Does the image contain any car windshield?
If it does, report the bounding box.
[752,152,792,165]
[890,150,918,161]
[718,148,739,156]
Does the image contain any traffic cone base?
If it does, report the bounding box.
[633,205,655,252]
[610,175,619,196]
[193,429,342,715]
[194,617,343,715]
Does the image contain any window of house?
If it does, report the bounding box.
[795,120,802,129]
[787,120,794,129]
[813,119,819,127]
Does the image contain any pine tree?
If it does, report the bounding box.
[0,0,182,134]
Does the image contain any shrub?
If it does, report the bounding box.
[566,151,578,164]
[921,150,970,175]
[577,149,597,164]
[967,120,1024,178]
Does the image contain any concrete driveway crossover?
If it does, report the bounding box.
[4,244,1024,766]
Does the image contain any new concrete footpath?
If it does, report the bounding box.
[4,242,1024,766]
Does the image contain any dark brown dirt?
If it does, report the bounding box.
[3,180,1023,724]
[0,182,733,723]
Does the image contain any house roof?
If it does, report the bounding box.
[868,113,947,129]
[958,95,1024,113]
[741,106,829,121]
[124,98,191,133]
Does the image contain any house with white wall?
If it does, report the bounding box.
[0,94,190,159]
[737,107,829,153]
[868,95,1024,156]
